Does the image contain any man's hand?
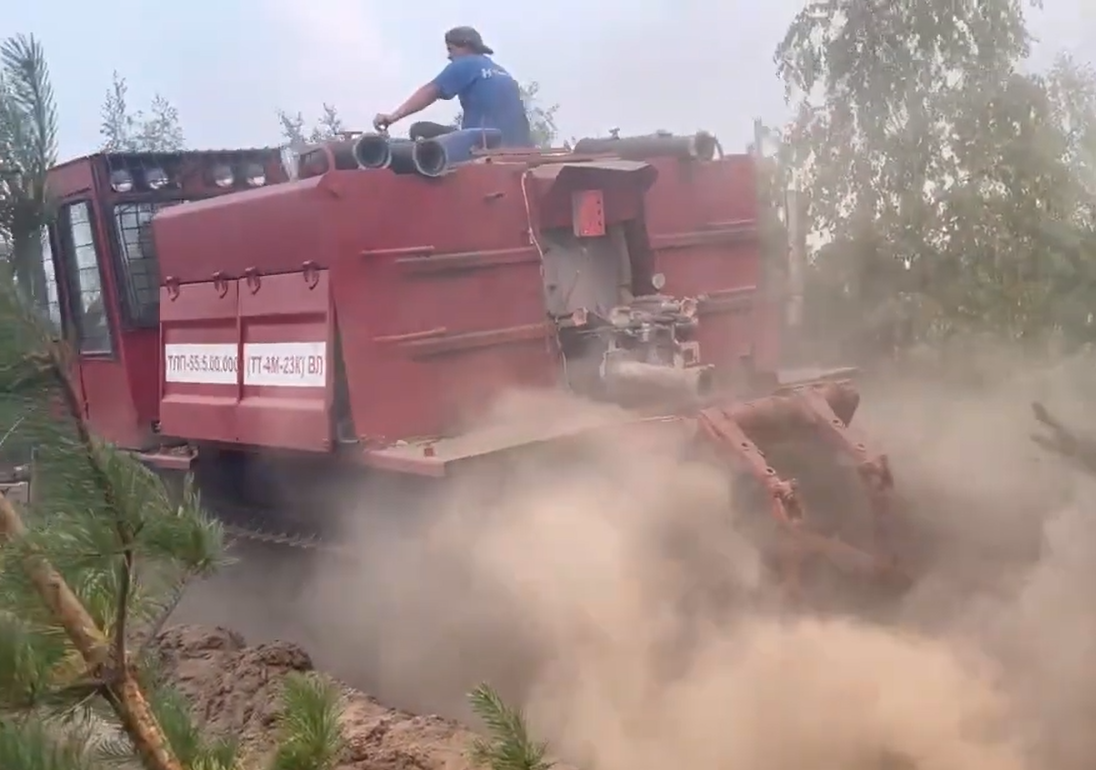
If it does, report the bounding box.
[373,112,396,132]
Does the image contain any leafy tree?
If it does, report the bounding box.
[275,104,345,148]
[0,33,57,312]
[451,81,559,148]
[517,82,559,149]
[0,273,346,767]
[99,72,185,153]
[776,0,1096,358]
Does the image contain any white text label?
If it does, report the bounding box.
[242,342,326,388]
[164,343,239,384]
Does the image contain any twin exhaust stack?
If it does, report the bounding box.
[351,129,720,178]
[352,128,503,178]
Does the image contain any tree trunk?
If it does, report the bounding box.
[0,493,185,770]
[10,226,50,313]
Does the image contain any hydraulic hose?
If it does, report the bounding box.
[573,131,718,161]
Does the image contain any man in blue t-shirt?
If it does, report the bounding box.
[373,26,533,148]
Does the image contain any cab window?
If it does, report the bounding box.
[57,201,113,354]
[112,201,183,328]
[14,227,63,333]
[39,227,63,331]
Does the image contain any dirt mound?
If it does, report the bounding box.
[155,624,509,770]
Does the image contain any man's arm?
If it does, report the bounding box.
[376,59,478,130]
[384,82,441,125]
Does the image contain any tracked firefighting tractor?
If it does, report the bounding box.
[35,127,907,600]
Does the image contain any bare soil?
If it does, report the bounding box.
[155,624,522,770]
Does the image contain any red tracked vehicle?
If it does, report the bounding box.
[35,130,906,599]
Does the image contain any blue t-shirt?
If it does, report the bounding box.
[431,54,533,148]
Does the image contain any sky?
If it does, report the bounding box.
[5,0,1096,162]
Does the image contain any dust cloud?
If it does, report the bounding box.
[230,342,1093,770]
[174,342,1096,770]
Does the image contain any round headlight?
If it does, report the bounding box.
[244,162,266,187]
[651,272,666,290]
[110,169,134,193]
[145,167,169,190]
[210,163,234,188]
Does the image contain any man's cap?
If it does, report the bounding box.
[444,26,493,55]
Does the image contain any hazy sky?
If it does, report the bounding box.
[7,0,1095,161]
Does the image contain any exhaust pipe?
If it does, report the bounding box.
[573,131,719,162]
[352,134,418,174]
[602,359,714,402]
[412,127,504,178]
[353,133,394,168]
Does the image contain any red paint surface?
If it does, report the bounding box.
[158,278,239,444]
[59,146,773,458]
[45,150,289,450]
[236,271,332,451]
[44,157,148,448]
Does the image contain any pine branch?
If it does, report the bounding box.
[0,270,225,768]
[134,571,195,657]
[0,717,97,770]
[0,33,59,179]
[271,672,346,770]
[0,34,58,311]
[0,493,184,770]
[467,684,554,770]
[0,494,112,668]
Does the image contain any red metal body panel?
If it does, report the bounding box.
[47,157,96,198]
[154,164,563,442]
[155,180,332,286]
[642,155,770,371]
[146,148,771,452]
[237,270,332,451]
[159,278,239,444]
[159,271,333,451]
[42,157,147,447]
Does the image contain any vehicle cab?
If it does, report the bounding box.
[37,148,288,450]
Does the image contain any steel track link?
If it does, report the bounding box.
[208,498,359,560]
[221,523,342,552]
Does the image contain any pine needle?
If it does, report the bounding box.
[467,684,554,770]
[271,672,346,770]
[0,718,96,770]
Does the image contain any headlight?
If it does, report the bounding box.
[210,163,234,188]
[243,162,266,187]
[651,272,666,291]
[145,167,169,190]
[110,169,134,193]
